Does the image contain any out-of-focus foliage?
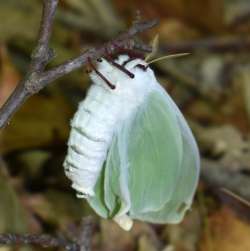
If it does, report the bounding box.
[0,1,41,41]
[0,160,27,233]
[0,94,72,154]
[200,206,250,251]
[0,0,250,251]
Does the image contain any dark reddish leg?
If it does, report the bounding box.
[104,48,135,78]
[87,57,115,90]
[122,57,135,66]
[85,67,92,74]
[135,64,148,71]
[107,43,145,66]
[118,48,146,67]
[112,40,145,58]
[118,48,145,60]
[110,61,135,78]
[85,61,92,74]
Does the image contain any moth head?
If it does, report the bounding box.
[89,54,154,91]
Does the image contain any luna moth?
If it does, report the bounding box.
[63,54,200,231]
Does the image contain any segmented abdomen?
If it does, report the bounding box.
[64,84,121,198]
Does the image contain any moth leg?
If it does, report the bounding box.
[87,57,116,90]
[85,63,92,74]
[110,60,135,78]
[122,57,136,66]
[109,41,145,62]
[134,64,148,71]
[118,48,145,60]
[105,48,135,79]
[113,40,145,58]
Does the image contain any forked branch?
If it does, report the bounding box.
[0,0,157,128]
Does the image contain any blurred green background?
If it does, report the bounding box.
[0,1,250,251]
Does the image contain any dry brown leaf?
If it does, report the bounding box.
[158,18,201,43]
[114,0,224,33]
[138,235,158,251]
[163,209,201,251]
[150,0,224,33]
[199,206,250,251]
[99,220,158,251]
[27,190,88,230]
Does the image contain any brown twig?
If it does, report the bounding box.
[0,0,158,128]
[0,0,59,128]
[0,233,78,251]
[76,217,94,251]
[0,217,95,251]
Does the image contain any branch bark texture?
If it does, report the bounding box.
[0,0,157,128]
[0,217,94,251]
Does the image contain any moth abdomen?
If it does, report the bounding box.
[72,126,107,143]
[64,143,106,197]
[64,84,120,196]
[66,149,104,172]
[68,129,107,154]
[65,125,110,172]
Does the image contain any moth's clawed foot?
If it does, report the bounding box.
[88,57,116,90]
[111,61,135,79]
[103,47,135,79]
[135,64,148,71]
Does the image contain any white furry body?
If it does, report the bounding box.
[64,55,156,197]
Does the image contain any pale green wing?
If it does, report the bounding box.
[97,90,184,219]
[103,118,132,219]
[88,87,199,223]
[87,167,109,218]
[87,128,130,219]
[130,87,200,223]
[126,91,183,215]
[88,89,183,219]
[130,128,199,223]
